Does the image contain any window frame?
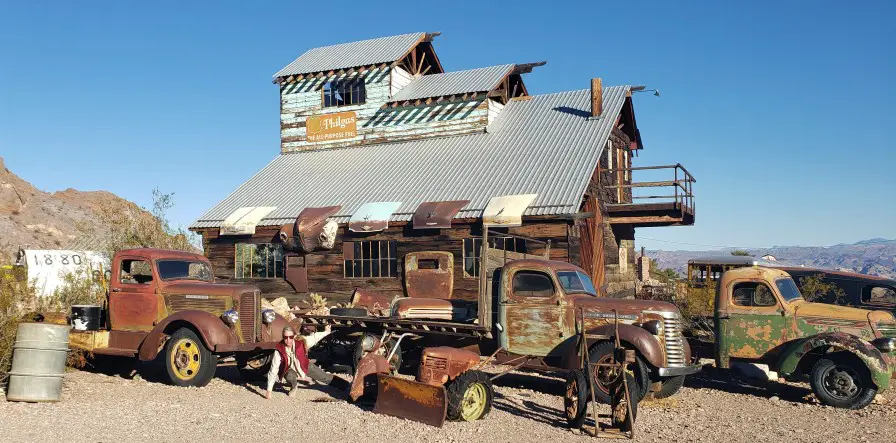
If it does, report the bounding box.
[462,237,529,278]
[321,79,366,108]
[343,240,398,279]
[119,259,154,285]
[234,243,284,279]
[509,270,556,298]
[731,281,780,308]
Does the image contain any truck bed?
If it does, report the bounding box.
[296,313,489,338]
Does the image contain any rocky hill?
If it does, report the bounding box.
[649,238,896,279]
[0,156,151,260]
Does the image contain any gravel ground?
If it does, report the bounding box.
[1,361,894,443]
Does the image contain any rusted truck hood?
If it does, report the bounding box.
[569,295,678,316]
[161,282,258,299]
[792,300,875,321]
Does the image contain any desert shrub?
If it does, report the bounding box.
[793,273,846,304]
[0,257,40,384]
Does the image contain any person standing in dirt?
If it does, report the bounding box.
[265,324,348,399]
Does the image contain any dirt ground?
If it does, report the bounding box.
[1,361,894,443]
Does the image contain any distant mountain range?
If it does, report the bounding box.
[649,239,896,280]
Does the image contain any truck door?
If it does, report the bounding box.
[717,280,788,364]
[109,257,159,332]
[499,269,563,356]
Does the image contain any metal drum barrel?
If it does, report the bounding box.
[6,323,70,402]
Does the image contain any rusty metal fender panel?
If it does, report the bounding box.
[412,200,470,229]
[776,332,891,390]
[580,324,665,369]
[137,310,238,361]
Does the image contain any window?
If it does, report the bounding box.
[344,240,397,278]
[120,259,153,285]
[157,260,213,282]
[774,278,803,302]
[557,271,597,296]
[463,237,528,278]
[235,243,284,279]
[322,80,366,107]
[731,282,778,307]
[512,271,555,297]
[863,286,896,304]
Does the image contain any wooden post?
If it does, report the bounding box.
[591,78,603,117]
[478,227,490,333]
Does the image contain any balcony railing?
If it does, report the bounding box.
[604,164,696,226]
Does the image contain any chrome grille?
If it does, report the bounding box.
[239,291,258,342]
[879,324,896,338]
[661,313,686,367]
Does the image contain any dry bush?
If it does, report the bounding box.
[794,273,846,304]
[0,256,40,384]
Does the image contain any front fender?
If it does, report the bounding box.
[572,324,666,369]
[137,310,238,361]
[777,332,890,390]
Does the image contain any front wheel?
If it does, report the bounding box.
[165,328,217,387]
[588,341,649,404]
[564,369,589,429]
[653,375,686,399]
[446,370,494,421]
[237,354,272,382]
[810,355,877,409]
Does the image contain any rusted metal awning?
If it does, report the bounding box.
[412,200,470,229]
[481,194,537,227]
[295,206,341,251]
[349,202,402,233]
[219,206,276,236]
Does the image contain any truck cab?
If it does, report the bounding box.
[714,266,896,409]
[69,248,289,387]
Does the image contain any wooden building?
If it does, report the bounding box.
[190,32,695,303]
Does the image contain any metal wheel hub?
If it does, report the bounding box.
[460,383,487,421]
[825,367,859,399]
[170,339,201,379]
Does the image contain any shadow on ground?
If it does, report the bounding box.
[684,365,812,404]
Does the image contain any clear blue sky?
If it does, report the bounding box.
[1,1,893,251]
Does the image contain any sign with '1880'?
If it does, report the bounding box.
[306,111,357,142]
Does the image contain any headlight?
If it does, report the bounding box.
[872,337,896,352]
[262,309,276,324]
[641,320,662,335]
[222,309,239,326]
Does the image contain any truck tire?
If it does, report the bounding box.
[810,355,877,409]
[237,354,272,382]
[330,307,368,317]
[164,328,217,387]
[446,370,493,421]
[653,375,686,399]
[352,333,402,373]
[587,341,649,404]
[564,369,589,429]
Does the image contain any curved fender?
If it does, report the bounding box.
[571,323,666,369]
[777,332,890,390]
[137,310,238,361]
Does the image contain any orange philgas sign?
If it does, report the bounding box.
[306,111,357,142]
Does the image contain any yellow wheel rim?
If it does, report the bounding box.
[169,338,201,381]
[460,383,488,421]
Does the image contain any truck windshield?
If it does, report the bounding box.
[775,277,803,302]
[157,260,213,282]
[557,271,597,296]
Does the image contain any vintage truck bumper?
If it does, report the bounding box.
[657,364,702,377]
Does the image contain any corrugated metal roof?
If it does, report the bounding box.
[274,33,424,78]
[191,86,630,229]
[389,64,513,102]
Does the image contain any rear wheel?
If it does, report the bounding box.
[165,328,216,387]
[564,369,589,429]
[588,341,649,403]
[446,370,493,421]
[810,355,877,409]
[236,354,272,382]
[653,375,686,399]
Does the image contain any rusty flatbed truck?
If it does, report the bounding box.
[68,248,291,387]
[301,233,701,403]
[696,266,896,409]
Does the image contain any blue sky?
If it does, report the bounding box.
[1,1,893,251]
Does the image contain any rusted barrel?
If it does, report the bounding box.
[6,322,69,402]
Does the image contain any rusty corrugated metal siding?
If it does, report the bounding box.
[191,86,630,229]
[389,64,514,102]
[274,33,424,78]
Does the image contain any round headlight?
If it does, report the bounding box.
[642,319,663,335]
[262,309,276,325]
[222,309,239,326]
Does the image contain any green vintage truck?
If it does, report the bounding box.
[702,266,896,409]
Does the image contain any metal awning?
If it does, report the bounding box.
[348,202,402,232]
[219,206,276,236]
[412,200,470,229]
[481,194,537,227]
[296,206,341,251]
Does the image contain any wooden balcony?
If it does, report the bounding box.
[605,164,695,227]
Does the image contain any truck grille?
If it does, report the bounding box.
[662,313,687,367]
[423,355,448,371]
[166,295,227,316]
[239,291,258,343]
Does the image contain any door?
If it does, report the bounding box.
[284,255,309,293]
[717,280,788,365]
[499,269,563,356]
[109,257,159,332]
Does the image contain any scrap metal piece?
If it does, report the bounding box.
[404,251,454,299]
[481,194,537,227]
[412,200,470,229]
[373,374,448,428]
[349,202,402,233]
[349,353,390,402]
[350,288,395,317]
[220,206,277,236]
[283,206,341,252]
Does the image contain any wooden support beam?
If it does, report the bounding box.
[591,78,603,117]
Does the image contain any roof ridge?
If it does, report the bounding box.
[300,32,424,53]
